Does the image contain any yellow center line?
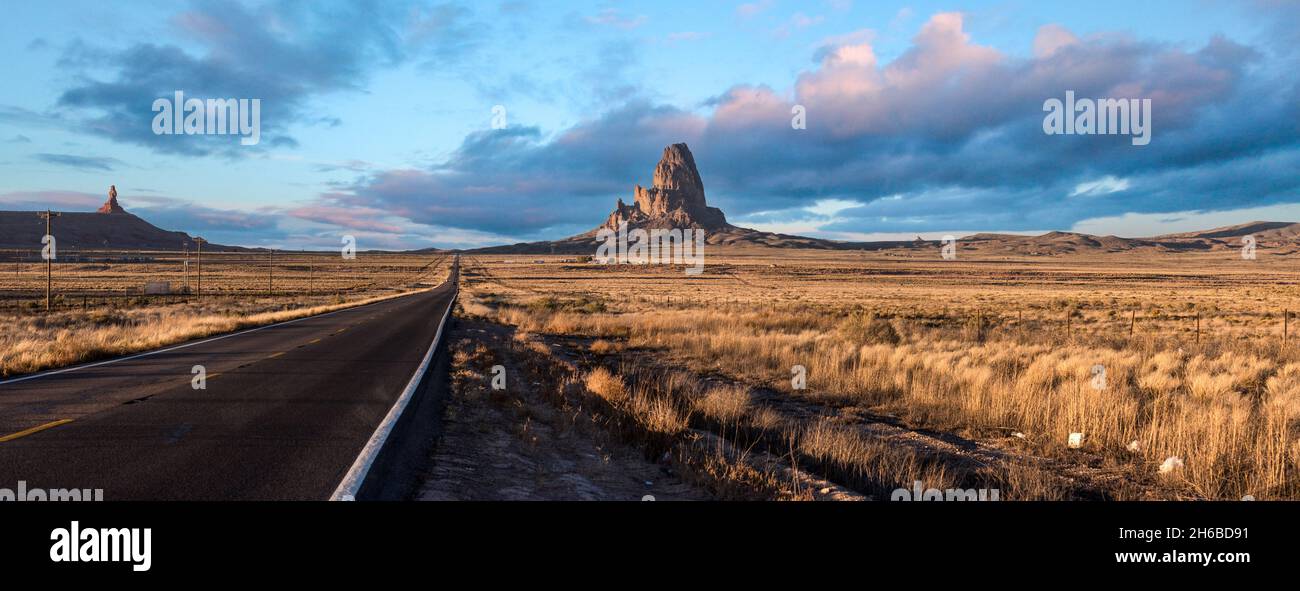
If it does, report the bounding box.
[309,338,322,344]
[268,352,285,359]
[0,419,74,443]
[207,372,222,380]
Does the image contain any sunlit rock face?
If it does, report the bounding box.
[598,143,730,232]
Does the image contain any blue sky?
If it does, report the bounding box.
[1,0,1298,249]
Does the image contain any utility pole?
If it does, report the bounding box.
[38,209,60,312]
[194,237,206,298]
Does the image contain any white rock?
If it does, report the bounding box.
[1067,432,1084,449]
[1159,456,1184,474]
[1126,440,1141,453]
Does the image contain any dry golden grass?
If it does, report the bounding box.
[0,288,435,377]
[693,384,750,423]
[797,419,958,495]
[458,249,1300,499]
[0,251,449,377]
[579,362,983,498]
[630,396,688,436]
[583,367,627,403]
[0,250,445,301]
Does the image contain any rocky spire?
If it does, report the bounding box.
[635,143,707,215]
[97,185,126,214]
[596,143,728,232]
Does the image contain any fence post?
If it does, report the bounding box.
[1196,311,1201,344]
[1129,310,1135,338]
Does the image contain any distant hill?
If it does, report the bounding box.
[954,231,1159,255]
[950,222,1300,256]
[0,189,240,252]
[1156,221,1300,242]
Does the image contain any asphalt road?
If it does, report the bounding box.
[0,266,457,500]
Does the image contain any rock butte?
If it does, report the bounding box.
[597,143,732,233]
[0,185,241,251]
[97,185,127,214]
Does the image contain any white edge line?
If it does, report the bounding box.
[0,288,435,387]
[330,280,458,501]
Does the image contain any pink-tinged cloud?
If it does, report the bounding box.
[696,12,1249,144]
[787,13,1005,137]
[1034,24,1080,58]
[0,190,103,210]
[285,202,407,234]
[710,85,787,134]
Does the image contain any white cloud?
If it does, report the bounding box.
[804,198,863,216]
[1069,175,1130,197]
